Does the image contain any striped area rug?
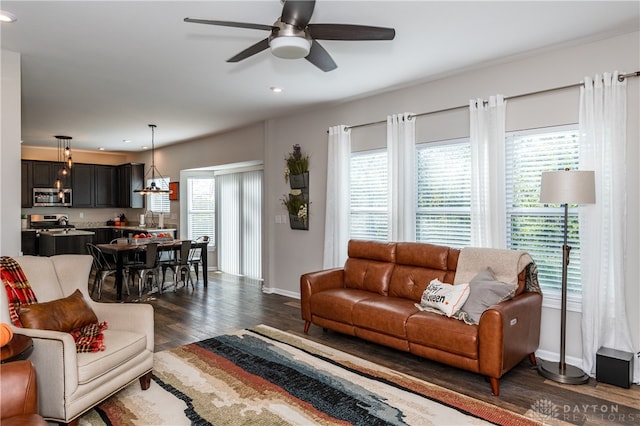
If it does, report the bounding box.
[80,325,543,425]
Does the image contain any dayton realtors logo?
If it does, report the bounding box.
[529,399,639,424]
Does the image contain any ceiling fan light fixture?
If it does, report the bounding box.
[269,37,311,59]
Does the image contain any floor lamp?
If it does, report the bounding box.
[538,169,595,384]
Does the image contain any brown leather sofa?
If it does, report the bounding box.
[0,360,48,426]
[300,240,542,396]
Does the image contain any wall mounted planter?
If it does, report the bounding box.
[289,171,309,190]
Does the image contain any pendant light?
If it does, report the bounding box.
[134,124,172,195]
[54,135,72,197]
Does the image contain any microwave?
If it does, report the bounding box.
[33,188,72,207]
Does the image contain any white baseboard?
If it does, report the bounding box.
[535,349,586,372]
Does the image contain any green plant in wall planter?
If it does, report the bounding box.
[284,144,309,189]
[281,189,309,230]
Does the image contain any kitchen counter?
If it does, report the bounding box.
[39,229,95,237]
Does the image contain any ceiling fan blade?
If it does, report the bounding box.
[184,17,275,32]
[308,24,395,40]
[227,38,270,62]
[281,0,316,28]
[305,41,337,72]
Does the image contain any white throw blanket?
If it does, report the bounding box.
[453,247,533,285]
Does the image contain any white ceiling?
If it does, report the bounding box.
[2,1,638,152]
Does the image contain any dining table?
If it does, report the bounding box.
[96,239,208,300]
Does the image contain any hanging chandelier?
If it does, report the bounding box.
[134,124,172,195]
[54,135,72,197]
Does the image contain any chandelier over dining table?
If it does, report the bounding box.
[134,124,172,195]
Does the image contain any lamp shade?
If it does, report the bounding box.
[540,170,596,205]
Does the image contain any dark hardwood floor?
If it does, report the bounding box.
[92,271,640,425]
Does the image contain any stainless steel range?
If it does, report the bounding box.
[29,214,75,231]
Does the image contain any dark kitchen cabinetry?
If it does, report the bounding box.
[21,161,33,207]
[32,161,60,188]
[79,227,112,244]
[71,163,95,208]
[21,230,38,255]
[95,165,117,208]
[117,163,145,208]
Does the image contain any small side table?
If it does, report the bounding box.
[1,334,34,363]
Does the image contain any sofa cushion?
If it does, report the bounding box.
[309,288,374,325]
[18,289,97,332]
[459,268,517,324]
[76,329,147,384]
[388,265,447,301]
[348,240,396,263]
[406,311,479,359]
[352,296,418,338]
[416,279,470,317]
[344,258,395,296]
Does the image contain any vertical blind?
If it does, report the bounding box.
[416,140,471,248]
[505,126,581,294]
[350,150,388,241]
[216,170,263,280]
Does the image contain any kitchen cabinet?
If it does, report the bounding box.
[21,161,33,207]
[95,165,117,207]
[39,230,94,256]
[32,161,62,188]
[71,163,95,207]
[21,230,38,255]
[117,163,145,208]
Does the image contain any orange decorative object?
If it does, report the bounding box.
[0,322,14,347]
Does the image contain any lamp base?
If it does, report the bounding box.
[538,359,589,384]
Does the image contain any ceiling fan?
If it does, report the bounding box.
[184,0,395,72]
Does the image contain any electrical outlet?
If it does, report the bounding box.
[79,212,84,219]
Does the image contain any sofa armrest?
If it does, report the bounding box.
[90,302,155,352]
[300,268,345,321]
[477,291,542,378]
[12,328,78,402]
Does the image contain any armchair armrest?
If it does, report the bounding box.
[477,291,542,378]
[90,302,154,352]
[11,327,79,401]
[300,268,344,321]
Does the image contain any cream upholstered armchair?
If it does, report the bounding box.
[0,255,154,426]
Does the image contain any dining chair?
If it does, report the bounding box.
[160,240,193,292]
[86,243,130,300]
[127,242,160,297]
[188,236,209,282]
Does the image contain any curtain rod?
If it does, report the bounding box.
[335,70,640,132]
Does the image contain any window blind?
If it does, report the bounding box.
[147,177,170,213]
[187,177,215,243]
[505,126,582,295]
[416,140,471,248]
[350,150,388,241]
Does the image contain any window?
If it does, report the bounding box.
[147,177,170,213]
[416,139,471,248]
[186,176,215,244]
[350,150,388,241]
[505,126,581,296]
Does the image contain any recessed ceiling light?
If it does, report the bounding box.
[142,146,149,150]
[99,147,105,151]
[270,86,283,93]
[0,11,17,23]
[123,139,131,144]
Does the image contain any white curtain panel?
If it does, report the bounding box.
[469,95,507,248]
[323,125,352,268]
[387,113,416,242]
[579,72,638,383]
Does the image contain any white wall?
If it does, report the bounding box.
[1,49,22,257]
